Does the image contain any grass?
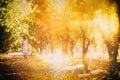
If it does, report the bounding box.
[0,53,9,61]
[0,53,120,80]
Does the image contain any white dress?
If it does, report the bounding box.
[22,39,28,54]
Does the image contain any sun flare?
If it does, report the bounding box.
[32,0,119,70]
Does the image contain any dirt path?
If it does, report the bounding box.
[0,55,82,80]
[0,55,53,80]
[1,54,120,80]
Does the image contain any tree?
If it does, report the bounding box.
[30,0,76,54]
[104,12,119,80]
[97,1,119,79]
[5,0,36,52]
[72,0,97,73]
[0,0,12,53]
[28,0,50,53]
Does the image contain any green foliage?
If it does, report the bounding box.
[4,0,36,52]
[0,0,12,53]
[0,0,12,26]
[0,0,37,53]
[0,26,11,53]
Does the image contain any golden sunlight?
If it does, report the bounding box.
[33,0,119,70]
[1,0,120,80]
[93,4,119,35]
[38,48,71,66]
[48,0,67,12]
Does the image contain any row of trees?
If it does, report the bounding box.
[0,0,119,79]
[32,0,119,74]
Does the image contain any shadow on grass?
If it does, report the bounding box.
[1,55,120,80]
[0,61,23,80]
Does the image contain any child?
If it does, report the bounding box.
[22,35,29,58]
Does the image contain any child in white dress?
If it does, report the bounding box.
[22,35,28,58]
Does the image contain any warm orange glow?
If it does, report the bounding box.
[32,0,119,68]
[93,8,119,35]
[37,48,71,66]
[87,45,109,59]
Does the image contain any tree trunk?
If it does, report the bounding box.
[104,38,119,79]
[108,0,120,79]
[108,45,119,80]
[82,31,90,73]
[82,52,90,73]
[69,40,75,58]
